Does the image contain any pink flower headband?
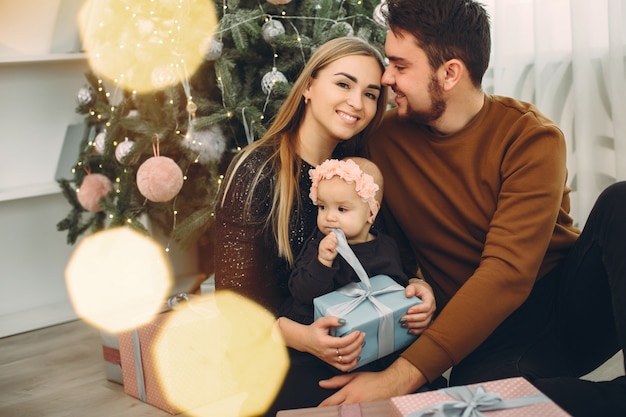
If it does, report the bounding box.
[309,158,380,216]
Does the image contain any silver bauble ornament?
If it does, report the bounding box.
[77,86,95,106]
[331,21,354,37]
[262,20,285,44]
[205,38,223,61]
[373,1,389,29]
[151,65,177,89]
[94,131,106,155]
[183,125,227,164]
[261,67,288,95]
[115,139,135,164]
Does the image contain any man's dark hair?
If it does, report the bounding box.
[384,0,491,87]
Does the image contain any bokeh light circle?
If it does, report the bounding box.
[65,227,173,333]
[152,291,289,416]
[78,0,219,93]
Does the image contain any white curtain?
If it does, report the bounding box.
[481,0,626,226]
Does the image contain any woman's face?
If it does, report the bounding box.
[302,54,383,143]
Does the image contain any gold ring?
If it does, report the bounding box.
[337,355,343,363]
[336,348,340,356]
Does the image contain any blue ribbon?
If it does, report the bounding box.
[406,385,550,417]
[131,329,147,402]
[324,228,404,359]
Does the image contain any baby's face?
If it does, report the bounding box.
[315,177,374,245]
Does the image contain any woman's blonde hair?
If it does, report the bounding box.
[221,36,388,265]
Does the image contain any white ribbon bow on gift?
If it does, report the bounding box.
[406,385,550,417]
[323,228,405,358]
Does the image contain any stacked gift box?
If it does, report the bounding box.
[277,377,571,417]
[118,309,184,414]
[99,273,207,387]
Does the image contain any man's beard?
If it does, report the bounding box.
[402,75,446,125]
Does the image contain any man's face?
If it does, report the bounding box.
[382,30,446,124]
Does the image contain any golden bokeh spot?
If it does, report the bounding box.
[65,227,172,333]
[152,291,289,416]
[78,0,218,93]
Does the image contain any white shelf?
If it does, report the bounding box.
[0,182,62,202]
[0,53,87,66]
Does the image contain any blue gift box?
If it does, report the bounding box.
[313,274,421,369]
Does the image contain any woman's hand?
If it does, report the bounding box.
[277,316,365,372]
[400,278,436,335]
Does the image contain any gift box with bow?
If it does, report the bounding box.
[313,229,421,369]
[118,298,186,414]
[100,330,123,385]
[390,377,571,417]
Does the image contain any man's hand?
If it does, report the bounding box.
[318,357,427,405]
[400,278,436,335]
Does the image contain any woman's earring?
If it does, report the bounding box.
[304,97,309,104]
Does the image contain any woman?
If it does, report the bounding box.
[214,36,436,413]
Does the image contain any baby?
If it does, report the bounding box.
[280,157,410,325]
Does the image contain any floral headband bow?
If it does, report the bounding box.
[309,158,380,216]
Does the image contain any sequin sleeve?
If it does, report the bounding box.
[213,149,285,314]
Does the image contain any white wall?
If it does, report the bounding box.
[0,0,88,337]
[0,0,204,337]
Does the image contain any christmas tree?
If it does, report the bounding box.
[57,0,388,263]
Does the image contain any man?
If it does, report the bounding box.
[319,1,626,415]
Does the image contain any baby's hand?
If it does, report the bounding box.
[318,232,338,267]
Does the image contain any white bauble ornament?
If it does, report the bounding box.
[94,131,107,154]
[331,21,354,37]
[115,139,135,164]
[205,38,223,61]
[184,125,227,164]
[262,20,285,44]
[373,1,389,28]
[77,86,95,106]
[152,65,177,89]
[261,67,288,95]
[136,156,184,202]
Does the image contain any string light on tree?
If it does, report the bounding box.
[58,0,387,251]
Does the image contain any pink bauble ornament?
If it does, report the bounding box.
[267,0,292,4]
[136,156,184,202]
[77,173,113,212]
